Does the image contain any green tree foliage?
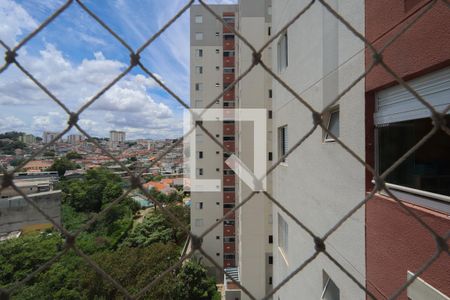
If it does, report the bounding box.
[9,157,25,167]
[0,233,63,287]
[0,131,26,155]
[62,168,123,212]
[65,151,83,160]
[123,205,189,248]
[49,157,78,176]
[172,260,219,300]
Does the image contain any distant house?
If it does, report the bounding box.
[143,181,175,195]
[23,160,53,172]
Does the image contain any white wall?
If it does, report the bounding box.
[271,0,366,299]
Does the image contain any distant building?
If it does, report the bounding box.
[110,130,126,143]
[67,134,83,145]
[19,134,36,144]
[0,176,61,237]
[22,160,53,173]
[43,131,59,144]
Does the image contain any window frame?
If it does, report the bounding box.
[194,15,203,23]
[324,107,340,142]
[195,32,204,41]
[278,125,288,163]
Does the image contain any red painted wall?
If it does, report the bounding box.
[366,194,450,299]
[365,0,450,92]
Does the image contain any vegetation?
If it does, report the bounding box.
[0,131,26,155]
[0,168,216,299]
[65,151,83,160]
[48,157,79,177]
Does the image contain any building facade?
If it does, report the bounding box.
[271,1,366,299]
[110,130,126,143]
[189,3,239,278]
[365,1,450,299]
[43,131,59,144]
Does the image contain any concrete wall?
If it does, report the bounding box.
[366,194,450,299]
[271,1,366,299]
[0,191,61,234]
[237,0,274,298]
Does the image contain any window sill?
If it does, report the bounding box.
[378,182,450,214]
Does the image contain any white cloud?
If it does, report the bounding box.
[0,115,25,132]
[0,0,37,46]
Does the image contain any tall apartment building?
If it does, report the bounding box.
[110,130,126,143]
[271,1,367,299]
[190,3,273,299]
[67,134,83,145]
[43,131,59,144]
[19,134,36,144]
[190,3,239,279]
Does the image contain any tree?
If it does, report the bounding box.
[66,151,82,160]
[172,260,219,300]
[49,157,78,176]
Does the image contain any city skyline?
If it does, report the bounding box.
[0,0,237,140]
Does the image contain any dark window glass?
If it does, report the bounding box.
[378,116,450,196]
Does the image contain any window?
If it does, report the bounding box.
[223,16,235,24]
[195,49,203,57]
[277,32,288,72]
[197,168,203,176]
[324,108,339,142]
[216,83,220,87]
[223,51,235,57]
[269,277,273,285]
[267,6,272,15]
[278,125,288,162]
[278,214,288,255]
[224,67,235,74]
[223,169,235,175]
[269,89,272,98]
[374,67,450,197]
[195,219,204,227]
[216,202,220,205]
[268,152,273,161]
[215,134,220,138]
[223,136,235,141]
[216,66,220,70]
[197,151,203,159]
[195,32,204,40]
[215,32,220,36]
[269,235,273,244]
[195,15,203,23]
[216,151,220,154]
[322,272,340,300]
[224,219,235,225]
[224,34,234,40]
[224,254,235,260]
[268,110,273,119]
[224,237,235,243]
[216,253,220,256]
[216,49,220,54]
[268,26,271,36]
[224,203,235,208]
[195,66,203,74]
[195,202,203,209]
[216,168,220,172]
[378,115,450,196]
[224,187,235,192]
[195,83,203,91]
[268,256,273,264]
[216,236,220,240]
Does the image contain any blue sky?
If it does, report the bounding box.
[0,0,236,140]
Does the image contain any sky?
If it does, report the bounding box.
[0,0,236,140]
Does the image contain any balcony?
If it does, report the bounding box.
[223,24,235,33]
[223,88,235,100]
[223,141,235,152]
[224,259,235,268]
[223,208,235,219]
[223,124,235,135]
[223,175,235,186]
[223,74,235,84]
[224,224,235,236]
[223,56,235,67]
[224,40,235,50]
[223,191,235,203]
[223,242,235,253]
